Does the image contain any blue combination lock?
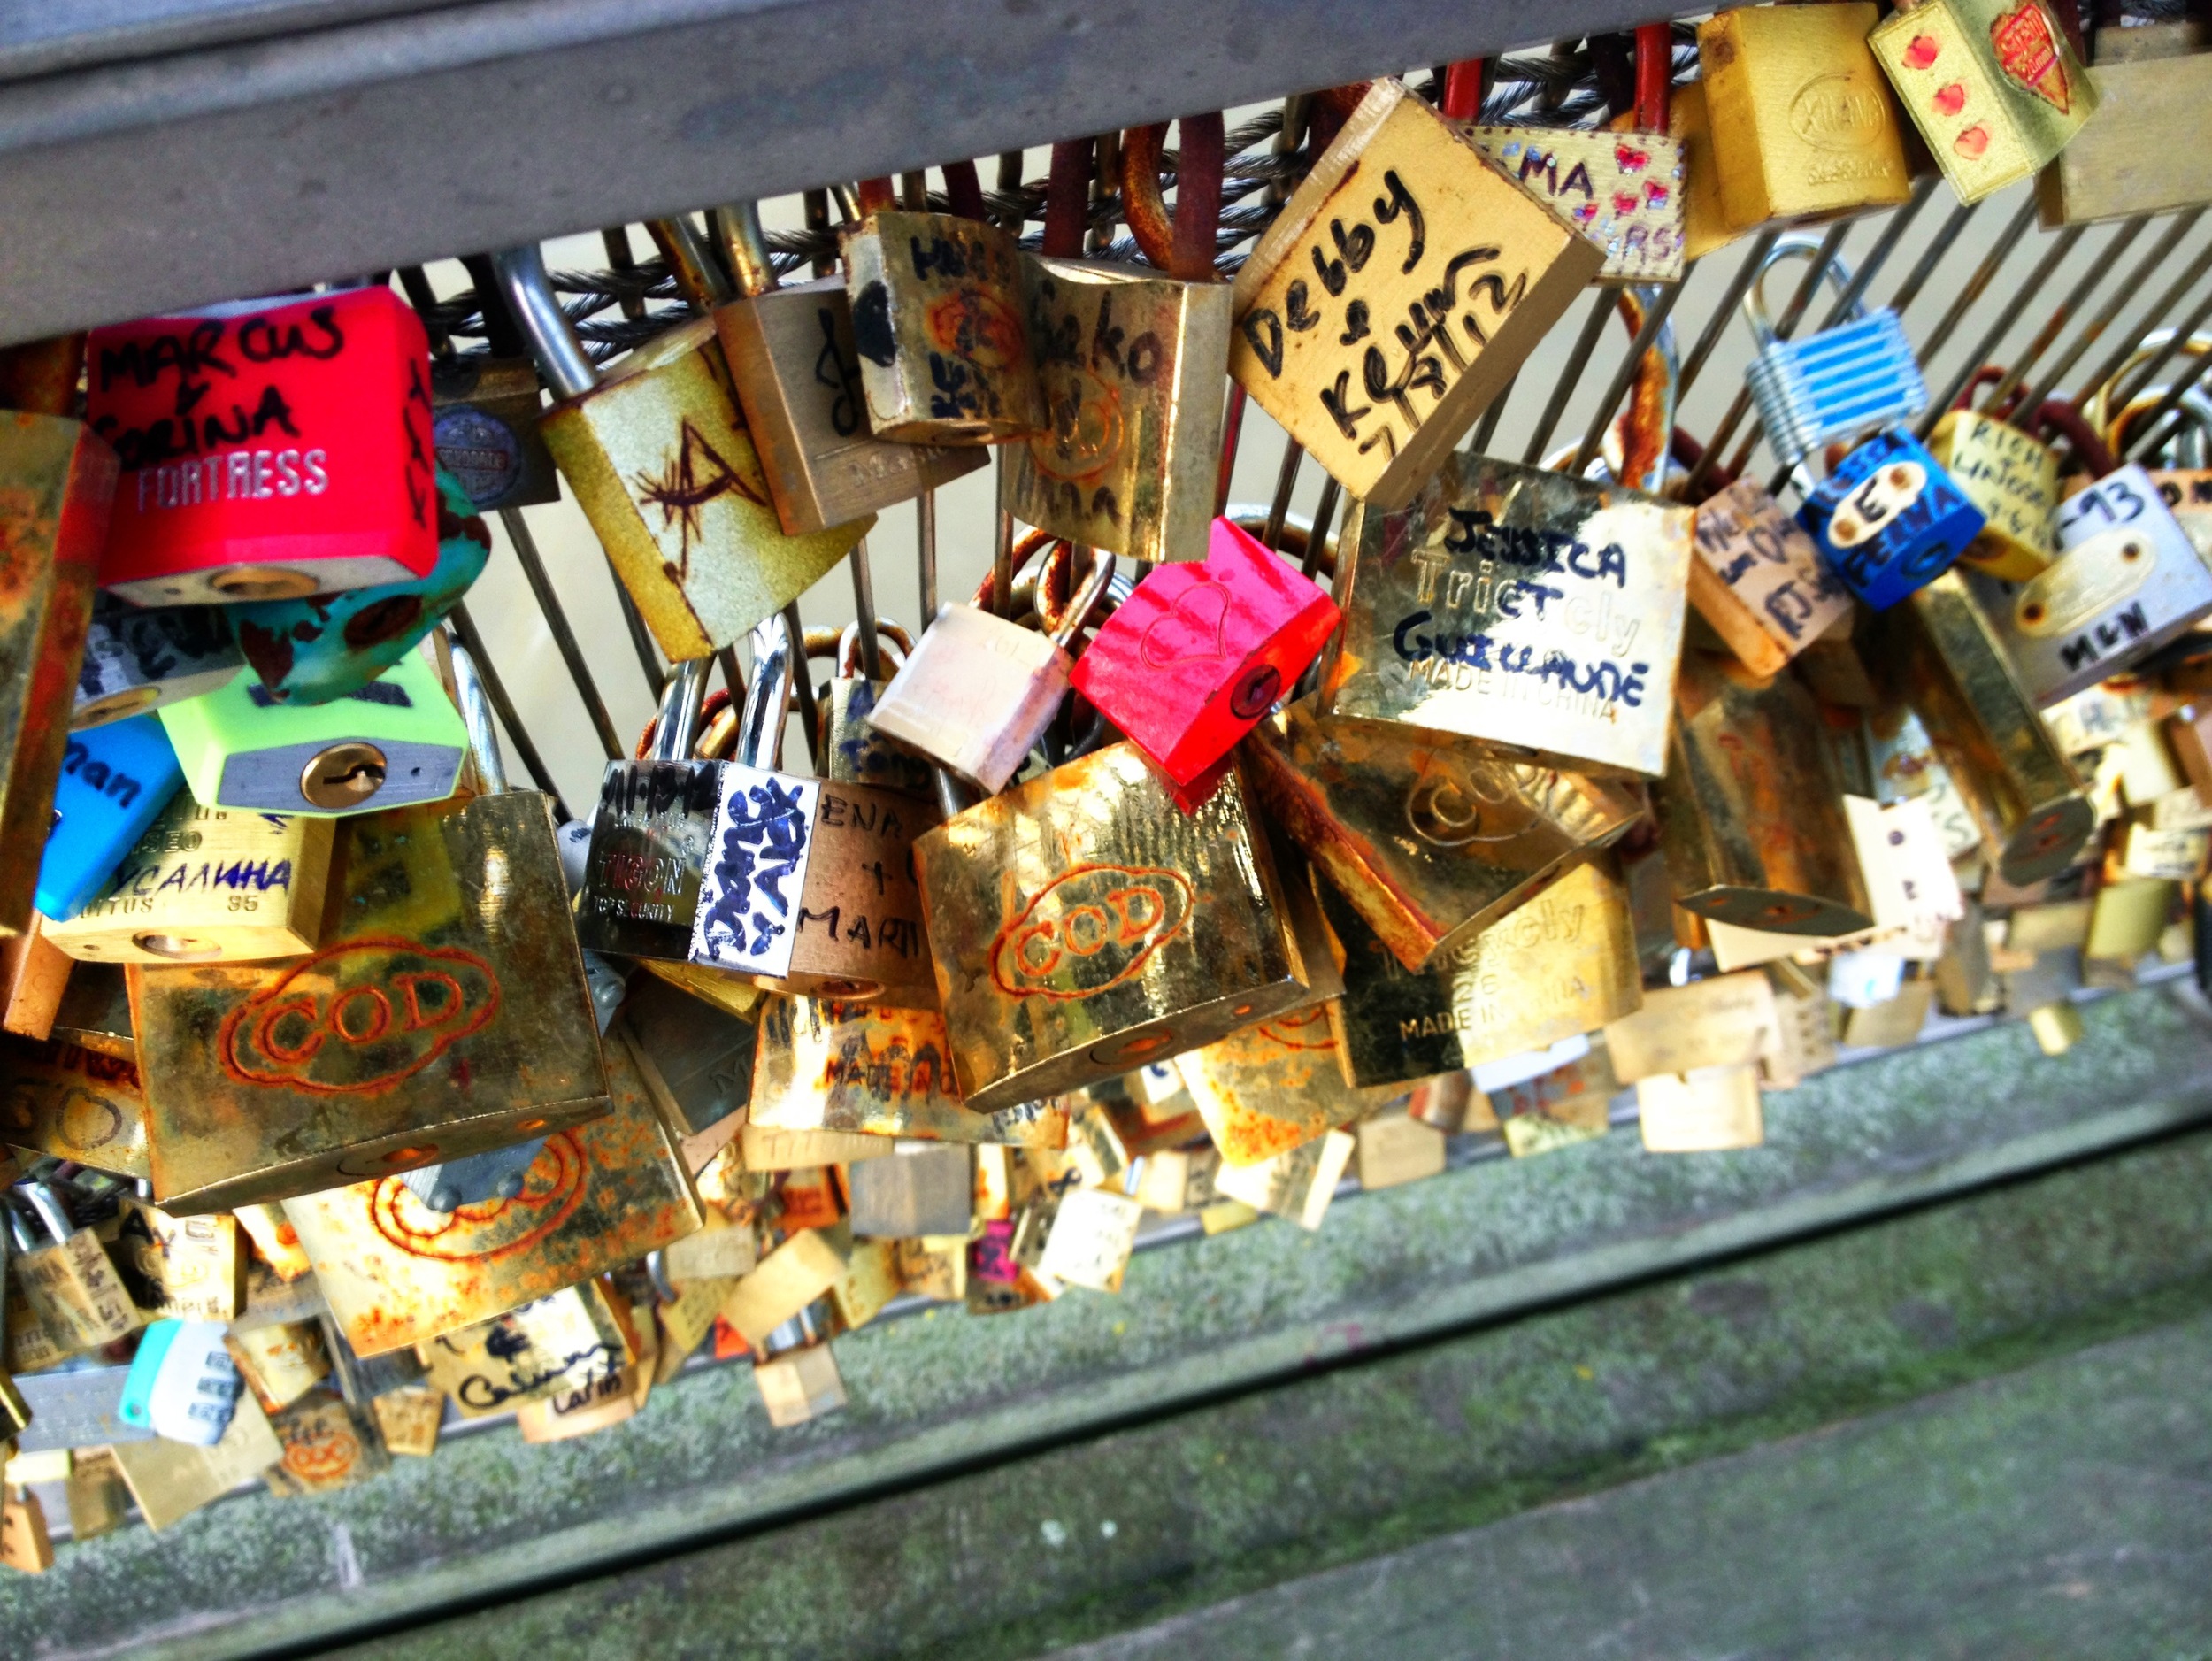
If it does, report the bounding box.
[1743,237,1928,473]
[229,469,491,705]
[1798,428,1986,612]
[36,712,185,920]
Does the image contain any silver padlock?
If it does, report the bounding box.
[1743,236,1927,473]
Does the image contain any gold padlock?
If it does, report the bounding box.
[419,1278,636,1419]
[1687,478,1855,680]
[1926,410,2061,581]
[0,1035,148,1178]
[1174,1002,1399,1166]
[2037,21,2212,225]
[912,742,1331,1111]
[6,1182,144,1353]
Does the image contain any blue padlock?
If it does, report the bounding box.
[228,469,491,705]
[36,713,185,920]
[1798,428,1985,612]
[1743,236,1928,473]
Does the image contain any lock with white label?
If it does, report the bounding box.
[118,1319,242,1446]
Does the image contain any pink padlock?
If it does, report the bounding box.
[1070,517,1339,803]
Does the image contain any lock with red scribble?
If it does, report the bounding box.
[1070,518,1338,803]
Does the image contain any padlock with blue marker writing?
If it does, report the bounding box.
[118,1319,241,1446]
[73,593,242,731]
[36,714,185,922]
[229,470,491,706]
[1798,429,1985,611]
[1743,237,1927,473]
[157,647,466,816]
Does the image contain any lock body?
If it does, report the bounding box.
[1871,0,2096,204]
[0,1036,149,1177]
[573,758,720,961]
[1317,854,1642,1088]
[1229,80,1604,511]
[826,671,934,796]
[0,411,114,935]
[2035,27,2212,225]
[419,1280,634,1417]
[1176,1002,1399,1166]
[37,713,184,922]
[431,353,558,511]
[613,973,754,1162]
[1467,126,1688,286]
[1688,478,1854,678]
[864,606,1071,795]
[74,594,240,730]
[1800,429,1985,611]
[1748,311,1927,472]
[751,996,1069,1145]
[88,288,439,604]
[2153,469,2212,564]
[230,471,490,706]
[134,789,611,1213]
[716,277,984,534]
[841,210,1043,444]
[1003,256,1232,563]
[913,743,1324,1110]
[1927,410,2060,581]
[282,1035,701,1356]
[158,648,467,816]
[1697,4,1913,229]
[1242,699,1640,973]
[1669,82,1748,263]
[1655,651,1876,938]
[1863,570,2094,884]
[1071,519,1340,789]
[16,1223,144,1353]
[1981,464,2212,705]
[45,789,336,964]
[539,317,868,660]
[1317,451,1693,778]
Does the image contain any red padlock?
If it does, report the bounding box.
[1068,517,1338,803]
[87,288,438,605]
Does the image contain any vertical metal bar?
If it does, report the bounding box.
[1918,224,2085,436]
[1262,440,1303,549]
[1676,231,1778,402]
[804,190,834,276]
[849,541,882,681]
[1302,476,1341,583]
[1980,218,2147,415]
[1568,281,1684,476]
[1522,288,1617,465]
[781,599,824,773]
[1883,197,1983,319]
[449,604,569,821]
[717,646,747,713]
[600,227,645,319]
[1690,222,1850,496]
[2071,230,2212,405]
[917,489,939,621]
[994,150,1026,234]
[991,450,1016,618]
[1815,175,1939,329]
[496,506,623,761]
[1469,371,1517,457]
[614,585,664,697]
[1216,382,1248,517]
[2022,210,2203,416]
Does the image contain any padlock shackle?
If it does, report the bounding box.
[491,244,599,403]
[838,617,914,678]
[1120,114,1226,282]
[1440,58,1485,122]
[713,203,780,300]
[738,617,796,771]
[446,634,510,796]
[1049,550,1118,652]
[1633,23,1671,134]
[652,658,712,764]
[647,216,734,313]
[3,1194,35,1255]
[1741,235,1861,348]
[1042,140,1092,260]
[14,1183,72,1247]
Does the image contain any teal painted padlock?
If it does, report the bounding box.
[36,712,185,920]
[157,647,467,816]
[1744,237,1927,473]
[230,471,491,705]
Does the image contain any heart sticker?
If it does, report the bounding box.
[1954,124,1992,159]
[1932,81,1968,117]
[1138,578,1233,668]
[1644,181,1671,208]
[1612,192,1640,216]
[1572,202,1600,224]
[1613,143,1650,173]
[1902,34,1941,70]
[1990,3,2071,112]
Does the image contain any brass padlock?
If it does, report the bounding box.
[7,1182,144,1353]
[133,638,611,1213]
[493,241,866,661]
[1688,478,1855,680]
[1655,651,1877,939]
[824,619,933,796]
[710,200,984,533]
[1229,79,1603,510]
[611,972,754,1171]
[73,593,242,730]
[912,742,1330,1111]
[0,1035,149,1179]
[419,1278,635,1418]
[1861,570,2094,885]
[2037,21,2212,225]
[1317,450,1694,779]
[1240,696,1640,972]
[1174,1002,1398,1166]
[111,1196,240,1323]
[427,255,561,512]
[1925,409,2061,582]
[0,336,117,938]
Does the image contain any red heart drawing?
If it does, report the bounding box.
[1614,143,1650,173]
[1932,81,1968,116]
[1643,181,1671,208]
[1138,577,1233,668]
[1612,192,1640,215]
[1954,124,1992,158]
[1903,33,1940,70]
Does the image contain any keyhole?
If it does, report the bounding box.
[301,742,390,810]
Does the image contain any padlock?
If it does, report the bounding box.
[1229,78,1604,510]
[611,971,755,1167]
[573,657,719,961]
[419,1278,638,1418]
[824,619,933,796]
[1743,239,1929,474]
[710,199,984,534]
[118,1319,241,1447]
[1317,450,1694,779]
[1655,650,1877,938]
[1925,408,2062,581]
[750,996,1070,1145]
[35,714,184,924]
[1696,2,1914,232]
[1174,1001,1398,1166]
[841,183,1043,444]
[1862,569,2095,884]
[1687,477,1855,678]
[396,1139,550,1215]
[228,468,490,705]
[2151,468,2212,565]
[0,919,70,1042]
[41,787,336,965]
[846,1142,976,1239]
[132,635,611,1212]
[427,255,561,512]
[1978,464,2212,706]
[111,1193,239,1321]
[7,1182,143,1352]
[158,644,467,816]
[492,241,866,661]
[1069,518,1339,795]
[1470,27,1688,285]
[0,1037,147,1178]
[1241,696,1641,973]
[1315,854,1642,1089]
[1001,127,1233,562]
[866,550,1118,796]
[1871,0,2096,204]
[88,287,440,604]
[687,614,941,1005]
[0,336,117,938]
[1799,427,1985,611]
[912,741,1331,1111]
[2037,21,2212,225]
[73,593,242,731]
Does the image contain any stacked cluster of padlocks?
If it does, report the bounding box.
[6,0,2212,1568]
